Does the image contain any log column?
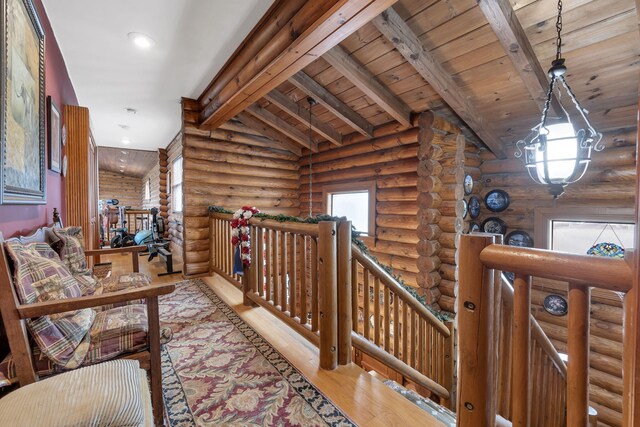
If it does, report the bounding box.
[416,112,443,306]
[158,148,169,237]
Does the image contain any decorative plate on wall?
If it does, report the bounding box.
[484,189,510,212]
[543,294,568,316]
[481,217,507,235]
[468,196,481,219]
[463,174,474,195]
[462,198,468,219]
[503,271,515,283]
[468,222,481,233]
[505,230,533,247]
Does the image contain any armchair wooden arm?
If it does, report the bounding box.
[84,245,146,273]
[16,283,175,319]
[16,282,174,426]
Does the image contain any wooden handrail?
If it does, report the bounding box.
[17,283,176,318]
[210,211,320,236]
[500,274,567,378]
[352,244,450,337]
[351,332,450,400]
[480,244,632,292]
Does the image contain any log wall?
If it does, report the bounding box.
[98,171,144,208]
[142,153,160,210]
[181,98,301,276]
[479,129,636,427]
[166,133,184,257]
[299,120,420,290]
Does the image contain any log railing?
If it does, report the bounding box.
[497,273,568,426]
[351,243,454,405]
[209,213,242,286]
[209,211,455,401]
[458,233,633,427]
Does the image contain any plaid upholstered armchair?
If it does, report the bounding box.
[0,227,174,426]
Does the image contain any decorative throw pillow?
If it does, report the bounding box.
[4,240,95,369]
[53,227,99,295]
[53,227,90,276]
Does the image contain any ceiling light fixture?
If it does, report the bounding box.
[124,108,137,115]
[121,138,131,145]
[515,0,603,198]
[127,32,155,49]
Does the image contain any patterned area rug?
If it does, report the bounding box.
[159,279,356,427]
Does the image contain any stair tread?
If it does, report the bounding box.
[383,380,456,427]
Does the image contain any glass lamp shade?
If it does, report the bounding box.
[524,122,591,191]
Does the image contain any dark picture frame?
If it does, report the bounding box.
[0,0,46,204]
[47,96,61,173]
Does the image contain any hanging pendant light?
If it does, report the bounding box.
[515,0,603,198]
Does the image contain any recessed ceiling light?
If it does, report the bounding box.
[128,32,155,49]
[121,138,131,145]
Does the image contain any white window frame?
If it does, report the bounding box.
[144,178,150,201]
[172,156,183,213]
[534,205,634,305]
[322,181,376,240]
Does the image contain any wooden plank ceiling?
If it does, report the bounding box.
[195,0,640,159]
[98,147,158,177]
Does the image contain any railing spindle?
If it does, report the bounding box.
[300,235,307,325]
[383,286,390,353]
[402,301,408,363]
[337,221,352,365]
[290,233,297,319]
[280,232,287,313]
[363,271,370,340]
[311,238,319,332]
[374,277,381,346]
[393,292,399,357]
[567,282,591,426]
[351,256,358,332]
[273,231,280,308]
[265,229,272,302]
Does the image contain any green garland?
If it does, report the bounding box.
[209,206,450,321]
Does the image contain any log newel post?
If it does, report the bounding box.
[457,234,497,427]
[567,282,591,427]
[337,220,352,365]
[318,221,338,370]
[512,273,532,427]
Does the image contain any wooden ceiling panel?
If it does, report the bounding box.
[98,147,158,177]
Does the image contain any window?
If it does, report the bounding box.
[535,206,635,254]
[322,181,376,237]
[144,178,150,200]
[551,221,634,255]
[172,156,183,213]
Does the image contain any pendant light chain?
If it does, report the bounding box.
[308,105,313,217]
[555,0,563,61]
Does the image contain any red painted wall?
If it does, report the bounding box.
[0,0,78,238]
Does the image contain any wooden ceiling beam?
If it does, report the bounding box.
[265,90,343,147]
[199,0,398,129]
[290,71,374,137]
[246,104,318,152]
[372,7,507,159]
[235,112,303,156]
[323,44,412,127]
[477,0,565,118]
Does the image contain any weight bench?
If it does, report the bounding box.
[157,246,182,277]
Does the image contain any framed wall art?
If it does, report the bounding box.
[47,96,61,173]
[0,0,46,204]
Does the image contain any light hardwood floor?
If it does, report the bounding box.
[99,250,184,285]
[203,274,445,426]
